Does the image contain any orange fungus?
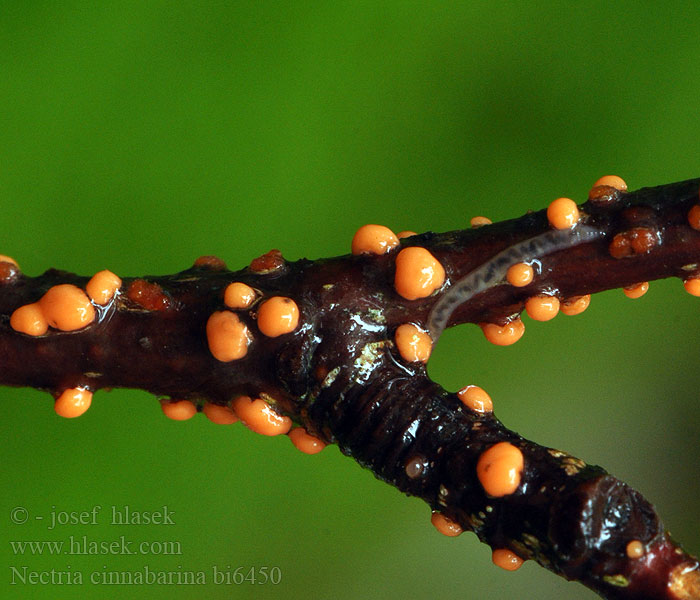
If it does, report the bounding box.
[394,323,432,363]
[351,224,399,255]
[257,296,300,337]
[477,441,524,497]
[55,387,92,418]
[470,216,492,228]
[10,302,48,336]
[592,175,627,191]
[547,197,580,230]
[160,399,197,421]
[431,512,463,537]
[689,205,700,231]
[506,263,534,287]
[224,282,256,309]
[561,294,590,315]
[86,270,122,305]
[525,296,560,321]
[206,311,251,362]
[202,402,239,424]
[394,247,445,300]
[39,284,95,331]
[623,282,649,299]
[0,254,18,266]
[397,230,417,239]
[457,385,493,413]
[480,319,525,346]
[232,396,292,436]
[684,278,700,297]
[492,548,524,571]
[288,427,326,454]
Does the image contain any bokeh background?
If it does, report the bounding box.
[1,3,699,599]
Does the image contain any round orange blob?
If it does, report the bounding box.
[492,548,524,571]
[232,396,292,436]
[351,224,400,255]
[0,254,18,267]
[470,216,492,228]
[689,205,700,231]
[10,302,48,336]
[626,540,645,559]
[224,282,256,309]
[430,512,463,537]
[623,282,649,299]
[257,296,300,337]
[86,270,122,305]
[480,319,525,346]
[506,263,534,287]
[202,402,239,424]
[592,175,627,192]
[525,295,560,321]
[397,230,417,239]
[394,247,445,300]
[206,311,252,362]
[160,399,197,421]
[394,323,432,363]
[457,385,493,413]
[288,427,326,454]
[560,294,590,315]
[39,284,96,331]
[55,387,92,418]
[684,278,700,297]
[477,441,524,497]
[547,197,580,230]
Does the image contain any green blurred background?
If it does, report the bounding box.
[1,2,698,599]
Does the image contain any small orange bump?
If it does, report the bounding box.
[257,296,300,337]
[506,263,534,287]
[55,387,92,418]
[626,540,645,559]
[224,282,256,309]
[492,548,524,571]
[193,255,227,270]
[288,427,326,454]
[0,254,18,267]
[394,247,445,300]
[351,224,399,255]
[206,311,252,361]
[477,441,524,497]
[688,205,700,231]
[394,323,432,363]
[39,284,96,331]
[10,302,48,336]
[560,294,590,316]
[592,175,627,191]
[397,230,417,239]
[684,278,700,297]
[457,385,493,413]
[249,249,285,273]
[623,282,649,299]
[160,399,197,421]
[127,279,172,311]
[202,402,239,424]
[430,512,463,537]
[86,270,122,305]
[525,295,560,321]
[470,216,492,228]
[547,197,580,230]
[232,396,292,436]
[480,319,525,346]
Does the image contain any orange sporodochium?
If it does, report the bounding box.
[160,399,197,421]
[492,548,524,571]
[592,175,627,191]
[560,294,590,316]
[457,385,493,413]
[202,402,239,425]
[224,282,256,309]
[0,254,18,266]
[689,205,700,231]
[397,230,417,239]
[470,216,492,228]
[193,255,227,270]
[626,540,645,559]
[232,396,292,436]
[39,284,96,331]
[127,279,172,311]
[506,263,534,287]
[86,270,122,305]
[525,295,560,321]
[288,427,326,454]
[430,512,463,537]
[547,197,580,230]
[10,302,48,336]
[249,249,285,273]
[257,296,300,337]
[477,441,524,497]
[351,224,400,255]
[394,247,445,300]
[206,311,252,362]
[480,319,525,346]
[55,387,93,418]
[684,277,700,297]
[394,323,432,363]
[623,282,649,299]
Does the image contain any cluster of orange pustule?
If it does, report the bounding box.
[4,264,122,418]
